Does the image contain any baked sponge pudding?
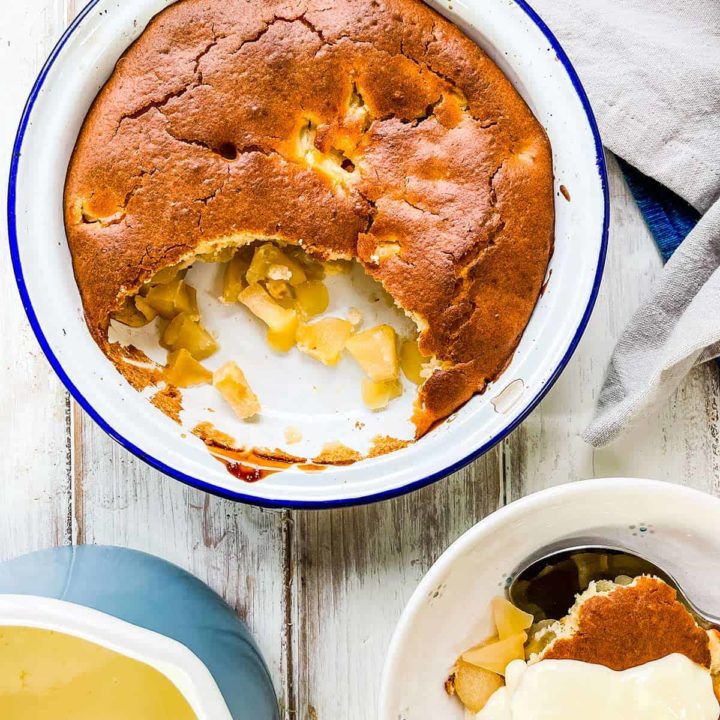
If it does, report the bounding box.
[447,579,720,715]
[528,576,715,671]
[64,0,554,441]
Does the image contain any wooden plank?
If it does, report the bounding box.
[505,155,720,499]
[0,0,72,560]
[291,450,502,720]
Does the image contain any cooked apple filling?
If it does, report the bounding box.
[213,361,261,420]
[111,240,434,419]
[238,283,300,353]
[445,597,534,714]
[297,318,354,366]
[165,349,212,388]
[361,378,403,410]
[346,325,399,382]
[160,314,218,360]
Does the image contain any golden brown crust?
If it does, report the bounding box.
[150,385,183,423]
[106,343,163,391]
[65,0,554,433]
[312,441,363,465]
[367,434,411,457]
[191,421,237,448]
[541,577,712,671]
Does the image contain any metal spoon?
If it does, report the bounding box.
[507,537,720,627]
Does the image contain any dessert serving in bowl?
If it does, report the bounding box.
[9,0,607,506]
[380,479,720,719]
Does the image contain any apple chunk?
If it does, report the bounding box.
[447,659,503,714]
[239,283,299,352]
[113,296,152,327]
[245,243,307,287]
[399,338,426,385]
[297,318,353,366]
[213,362,260,420]
[295,280,329,318]
[144,278,198,320]
[164,348,212,387]
[222,253,250,303]
[462,633,527,675]
[492,596,534,640]
[345,324,399,382]
[361,378,402,409]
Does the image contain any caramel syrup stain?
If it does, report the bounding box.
[205,440,313,483]
[222,460,274,483]
[197,432,395,482]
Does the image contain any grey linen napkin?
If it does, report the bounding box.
[529,0,720,445]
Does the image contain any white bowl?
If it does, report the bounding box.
[379,478,720,719]
[8,0,608,508]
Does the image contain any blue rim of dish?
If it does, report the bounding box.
[8,0,609,510]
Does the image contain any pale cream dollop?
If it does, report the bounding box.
[477,654,719,720]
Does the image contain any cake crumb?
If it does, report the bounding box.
[151,385,183,424]
[312,441,362,466]
[368,435,412,458]
[284,426,303,445]
[444,672,457,697]
[347,307,363,326]
[192,421,237,449]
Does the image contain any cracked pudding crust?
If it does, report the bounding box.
[536,577,713,671]
[64,0,554,437]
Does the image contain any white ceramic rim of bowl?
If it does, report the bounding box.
[378,478,720,718]
[0,594,232,719]
[7,0,609,509]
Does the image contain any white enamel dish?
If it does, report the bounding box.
[379,478,720,719]
[8,0,608,507]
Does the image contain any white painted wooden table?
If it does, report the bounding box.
[2,2,718,719]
